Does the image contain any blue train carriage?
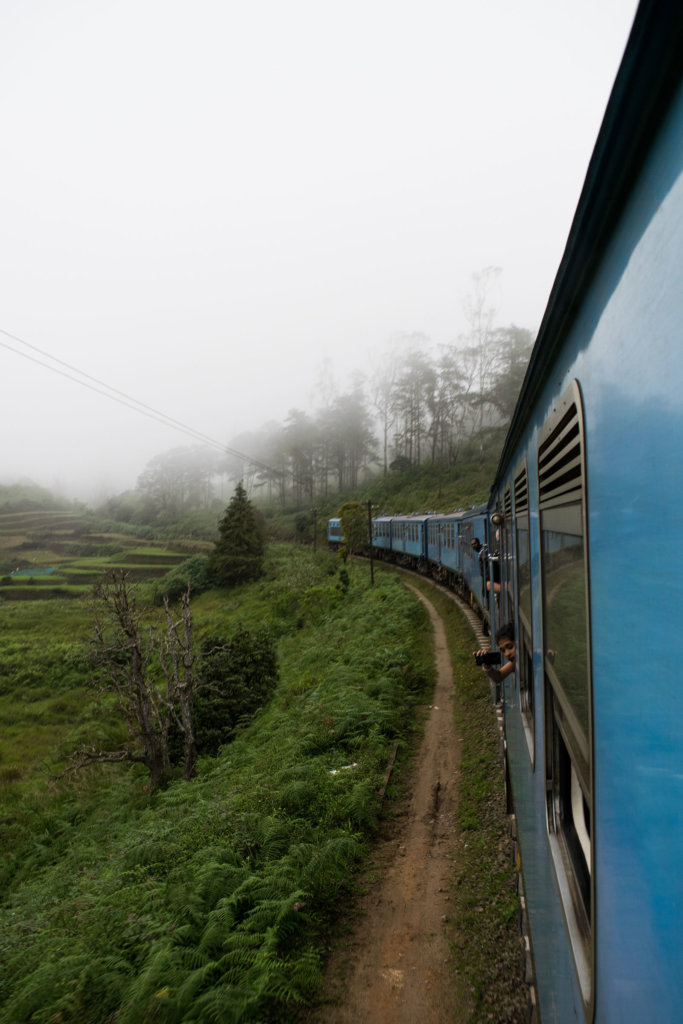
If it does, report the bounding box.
[426,512,461,579]
[491,3,683,1020]
[455,505,490,619]
[389,514,431,568]
[426,506,490,614]
[371,514,394,556]
[326,517,343,548]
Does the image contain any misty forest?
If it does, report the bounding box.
[0,301,533,1022]
[103,318,533,528]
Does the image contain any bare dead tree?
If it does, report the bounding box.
[160,588,196,781]
[62,570,196,790]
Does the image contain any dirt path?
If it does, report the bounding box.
[307,585,466,1024]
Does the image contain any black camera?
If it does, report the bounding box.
[475,651,502,667]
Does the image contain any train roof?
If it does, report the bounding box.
[492,0,683,492]
[374,504,487,521]
[389,513,433,522]
[428,505,488,520]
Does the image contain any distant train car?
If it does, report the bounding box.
[328,505,493,624]
[389,514,431,567]
[425,512,461,574]
[425,506,490,611]
[371,515,394,555]
[326,518,343,548]
[453,506,490,615]
[487,3,683,1019]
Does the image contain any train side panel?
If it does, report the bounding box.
[457,508,490,621]
[581,84,683,1020]
[390,515,430,564]
[494,13,683,1019]
[426,513,463,576]
[372,515,393,554]
[327,518,343,547]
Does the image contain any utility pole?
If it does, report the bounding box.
[367,499,374,585]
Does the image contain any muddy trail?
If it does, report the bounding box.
[305,585,495,1024]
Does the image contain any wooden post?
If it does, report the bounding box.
[367,500,374,585]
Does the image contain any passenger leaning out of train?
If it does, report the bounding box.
[472,535,501,597]
[486,529,502,595]
[474,621,516,686]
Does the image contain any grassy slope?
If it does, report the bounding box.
[0,523,525,1023]
[0,551,436,1023]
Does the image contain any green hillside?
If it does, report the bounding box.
[0,501,521,1022]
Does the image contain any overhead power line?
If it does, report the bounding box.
[0,326,278,476]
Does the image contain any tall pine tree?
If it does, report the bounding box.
[208,482,265,587]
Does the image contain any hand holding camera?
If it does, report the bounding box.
[474,650,502,667]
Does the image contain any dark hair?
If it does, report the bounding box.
[471,538,481,551]
[495,621,515,645]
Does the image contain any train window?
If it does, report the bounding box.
[538,379,593,1006]
[514,463,534,760]
[502,487,514,625]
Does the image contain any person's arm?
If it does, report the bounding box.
[473,650,514,685]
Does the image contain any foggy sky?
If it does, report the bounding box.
[1,0,639,501]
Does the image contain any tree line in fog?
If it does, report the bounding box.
[121,321,532,521]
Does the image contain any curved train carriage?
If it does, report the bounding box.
[327,504,492,615]
[328,3,683,1019]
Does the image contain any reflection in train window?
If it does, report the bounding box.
[542,512,589,748]
[514,462,534,758]
[538,380,593,1008]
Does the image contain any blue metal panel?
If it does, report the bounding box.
[327,518,343,544]
[458,509,489,610]
[372,516,394,551]
[390,515,431,561]
[496,67,683,1023]
[576,87,683,1021]
[426,513,461,570]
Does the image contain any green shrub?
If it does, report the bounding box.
[193,626,279,756]
[153,554,211,605]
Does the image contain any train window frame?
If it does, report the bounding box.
[501,486,514,626]
[538,379,594,1013]
[514,461,535,764]
[459,520,473,551]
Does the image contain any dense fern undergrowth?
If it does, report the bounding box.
[0,546,434,1023]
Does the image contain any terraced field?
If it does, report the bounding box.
[0,509,211,598]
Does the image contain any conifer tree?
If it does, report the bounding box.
[208,481,265,587]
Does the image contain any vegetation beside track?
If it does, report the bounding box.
[0,548,435,1023]
[1,491,525,1021]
